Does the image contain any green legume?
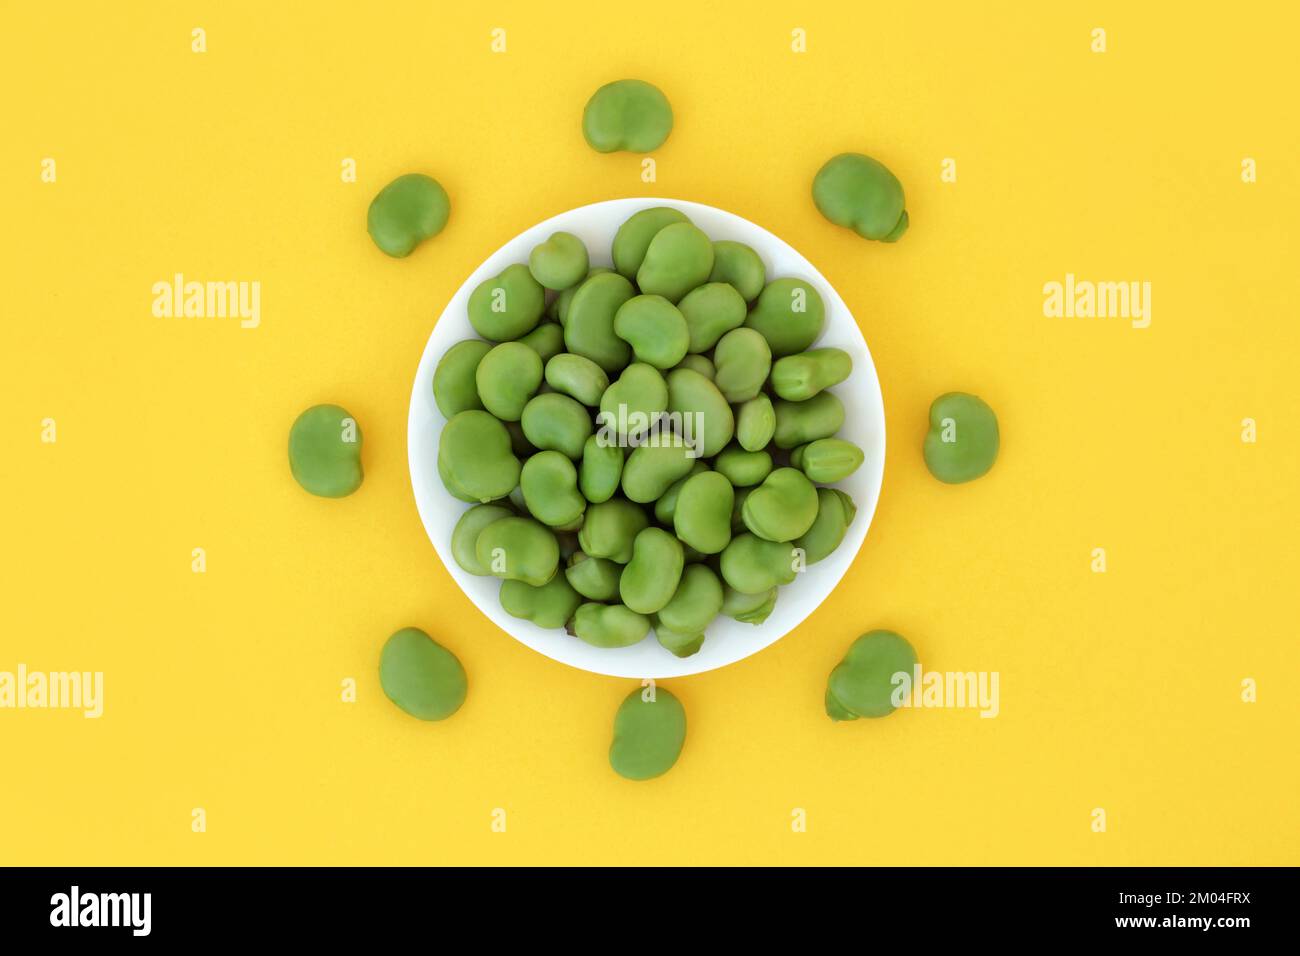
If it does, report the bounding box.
[608,685,686,780]
[520,392,592,460]
[468,263,546,341]
[520,451,586,528]
[582,79,673,154]
[712,327,772,403]
[923,392,999,483]
[578,497,649,563]
[432,339,491,418]
[812,153,909,242]
[770,348,852,402]
[721,585,777,625]
[612,207,690,278]
[741,467,819,542]
[613,294,690,369]
[794,488,857,565]
[745,278,825,357]
[475,341,543,421]
[578,435,625,504]
[528,231,589,291]
[792,438,864,483]
[707,240,766,302]
[451,503,513,575]
[288,404,363,498]
[500,574,582,629]
[677,281,746,353]
[544,353,609,406]
[564,271,636,372]
[735,394,776,451]
[379,627,466,721]
[474,516,559,587]
[367,174,450,258]
[636,222,714,303]
[772,391,845,448]
[565,551,623,601]
[673,471,734,554]
[713,443,773,487]
[826,630,918,720]
[571,602,651,648]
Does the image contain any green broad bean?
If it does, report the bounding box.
[520,392,592,460]
[437,409,521,503]
[288,404,363,498]
[677,281,746,353]
[772,391,845,448]
[923,392,999,484]
[528,231,589,290]
[571,602,651,648]
[665,367,733,458]
[654,625,703,658]
[520,451,586,528]
[608,685,686,780]
[742,467,818,542]
[582,79,673,154]
[675,354,715,379]
[735,394,775,452]
[712,327,772,403]
[613,295,690,369]
[432,339,490,418]
[721,585,776,625]
[619,527,684,614]
[792,438,864,483]
[621,435,696,503]
[552,267,612,324]
[379,627,466,721]
[719,533,799,594]
[708,240,766,302]
[636,222,714,303]
[578,435,625,504]
[468,263,546,341]
[826,630,918,721]
[450,503,513,575]
[564,271,636,372]
[745,278,826,357]
[475,341,543,422]
[770,348,852,401]
[599,362,668,442]
[812,153,909,243]
[545,353,609,406]
[367,174,450,258]
[500,574,582,629]
[713,443,773,487]
[565,551,623,601]
[612,207,690,278]
[673,471,734,554]
[795,488,857,565]
[474,515,560,587]
[578,497,649,563]
[654,565,723,658]
[516,321,566,362]
[653,461,708,525]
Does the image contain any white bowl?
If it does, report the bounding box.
[408,198,885,678]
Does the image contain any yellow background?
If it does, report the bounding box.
[2,1,1297,866]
